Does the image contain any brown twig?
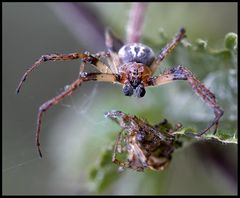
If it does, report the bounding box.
[127,3,148,43]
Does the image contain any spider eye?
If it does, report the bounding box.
[136,85,146,98]
[123,84,134,96]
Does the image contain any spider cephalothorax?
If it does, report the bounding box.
[114,43,155,97]
[16,27,223,157]
[119,61,152,97]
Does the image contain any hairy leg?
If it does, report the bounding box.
[112,130,130,169]
[104,28,123,73]
[149,66,224,136]
[16,52,112,93]
[150,28,186,74]
[105,28,124,53]
[35,73,118,157]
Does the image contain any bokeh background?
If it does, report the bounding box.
[3,2,237,195]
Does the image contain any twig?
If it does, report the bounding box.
[127,3,148,43]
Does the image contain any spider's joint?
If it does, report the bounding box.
[168,66,191,80]
[83,51,90,55]
[79,71,88,78]
[114,74,121,82]
[41,55,48,62]
[147,77,157,86]
[39,101,51,112]
[179,27,186,34]
[215,107,224,117]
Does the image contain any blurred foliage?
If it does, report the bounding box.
[88,145,119,193]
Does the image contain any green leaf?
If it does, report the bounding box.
[224,32,237,50]
[88,144,123,193]
[173,128,238,144]
[195,38,208,51]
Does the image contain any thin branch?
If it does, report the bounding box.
[127,3,148,43]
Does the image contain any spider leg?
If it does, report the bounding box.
[112,130,130,169]
[148,66,224,136]
[35,73,119,157]
[150,28,186,74]
[105,28,124,53]
[16,52,112,94]
[105,110,126,125]
[104,28,123,73]
[79,62,85,75]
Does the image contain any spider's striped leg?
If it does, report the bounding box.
[105,28,124,53]
[104,28,123,73]
[16,52,112,94]
[112,130,130,169]
[150,28,186,74]
[35,73,119,157]
[148,66,224,136]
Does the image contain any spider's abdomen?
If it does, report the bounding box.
[118,43,155,66]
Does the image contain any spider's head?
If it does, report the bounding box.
[121,62,152,98]
[118,43,155,98]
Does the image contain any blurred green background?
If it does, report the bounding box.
[3,2,237,195]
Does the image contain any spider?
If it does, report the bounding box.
[16,27,224,157]
[105,110,183,172]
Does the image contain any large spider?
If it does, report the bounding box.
[16,27,223,157]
